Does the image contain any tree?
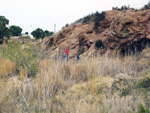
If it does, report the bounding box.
[0,16,10,44]
[49,32,54,36]
[10,25,22,36]
[44,30,50,37]
[0,16,9,26]
[65,23,69,27]
[31,28,44,39]
[43,30,54,37]
[25,32,28,35]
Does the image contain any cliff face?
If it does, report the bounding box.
[45,10,150,58]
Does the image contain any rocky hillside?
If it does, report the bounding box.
[45,9,150,58]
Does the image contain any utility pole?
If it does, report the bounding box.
[54,24,56,33]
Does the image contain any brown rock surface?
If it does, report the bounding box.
[45,10,150,58]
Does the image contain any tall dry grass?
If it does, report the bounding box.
[0,48,150,112]
[0,58,15,78]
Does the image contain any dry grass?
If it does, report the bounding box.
[54,76,146,113]
[0,48,150,112]
[0,58,15,78]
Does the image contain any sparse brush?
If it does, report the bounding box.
[0,42,39,77]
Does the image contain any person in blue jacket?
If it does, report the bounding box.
[77,54,80,60]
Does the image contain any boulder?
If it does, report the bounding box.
[111,74,136,91]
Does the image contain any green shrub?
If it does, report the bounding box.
[137,78,150,89]
[0,42,39,77]
[120,88,130,97]
[95,40,104,50]
[138,104,146,113]
[138,104,150,113]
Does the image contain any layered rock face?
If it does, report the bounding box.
[45,10,150,58]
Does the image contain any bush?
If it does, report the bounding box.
[138,104,150,113]
[95,40,104,50]
[137,78,150,89]
[120,88,130,97]
[0,42,39,77]
[138,104,146,113]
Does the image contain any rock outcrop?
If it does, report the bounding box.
[45,9,150,58]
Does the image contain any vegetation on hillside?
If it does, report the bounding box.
[75,11,105,31]
[0,40,150,112]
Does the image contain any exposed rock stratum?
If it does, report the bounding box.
[45,10,150,58]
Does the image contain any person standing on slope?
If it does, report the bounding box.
[76,54,80,61]
[65,47,69,62]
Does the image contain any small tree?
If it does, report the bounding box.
[0,16,9,26]
[49,32,54,36]
[25,32,28,35]
[10,25,22,36]
[95,40,104,50]
[44,30,49,37]
[44,30,54,37]
[31,28,44,39]
[65,23,69,27]
[0,16,10,43]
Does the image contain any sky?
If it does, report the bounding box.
[0,0,149,34]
